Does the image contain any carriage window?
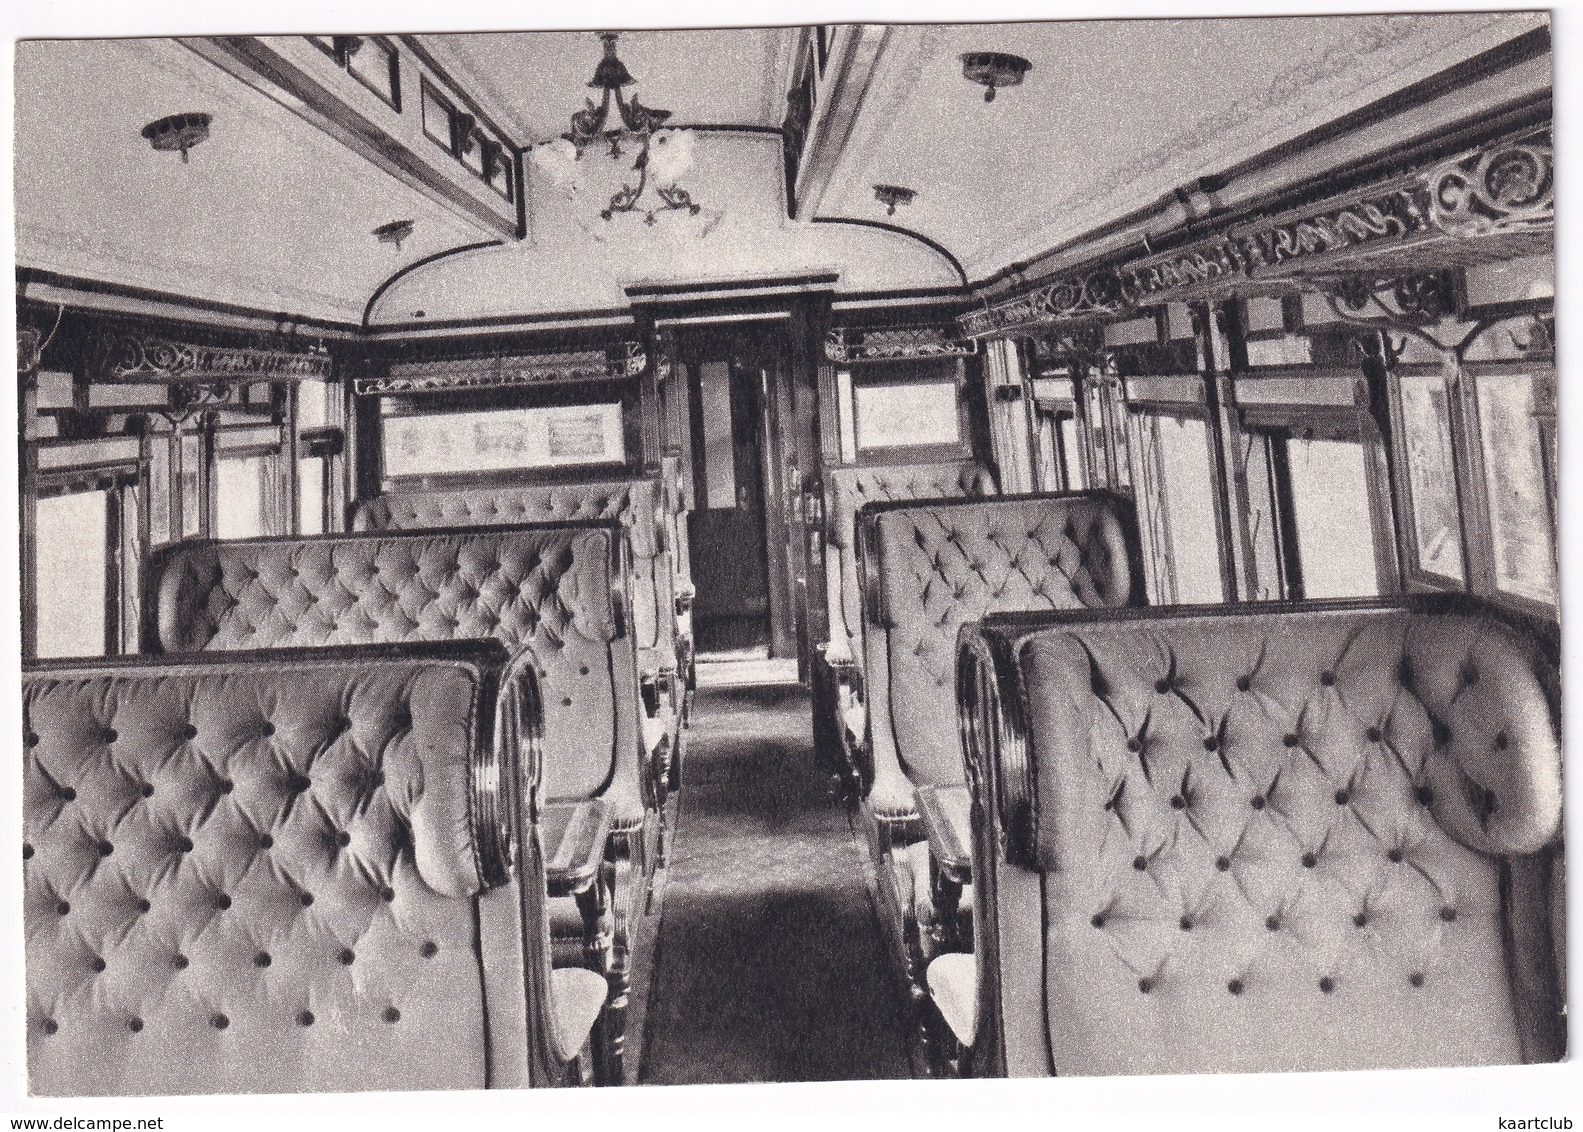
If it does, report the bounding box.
[178,432,205,539]
[1474,372,1556,607]
[853,380,959,451]
[216,453,273,540]
[1239,432,1284,602]
[1132,413,1223,604]
[835,369,857,463]
[1397,373,1465,583]
[298,457,326,536]
[1059,414,1086,490]
[34,489,110,658]
[1284,436,1380,599]
[382,403,626,477]
[1033,404,1084,492]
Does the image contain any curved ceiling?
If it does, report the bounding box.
[812,12,1548,278]
[367,133,962,326]
[416,28,798,143]
[13,14,1550,329]
[14,37,492,323]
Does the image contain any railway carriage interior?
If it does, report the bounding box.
[14,12,1565,1095]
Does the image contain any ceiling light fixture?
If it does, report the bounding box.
[960,52,1032,102]
[373,220,415,250]
[142,112,212,163]
[874,184,916,216]
[530,32,703,225]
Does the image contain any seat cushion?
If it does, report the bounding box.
[824,461,995,661]
[150,527,621,805]
[23,648,506,1096]
[866,493,1136,788]
[1007,603,1561,1075]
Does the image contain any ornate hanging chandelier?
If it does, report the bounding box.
[531,32,703,225]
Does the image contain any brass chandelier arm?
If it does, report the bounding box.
[552,31,702,224]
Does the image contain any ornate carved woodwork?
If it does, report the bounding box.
[102,333,333,383]
[355,342,647,395]
[960,127,1553,339]
[824,326,978,364]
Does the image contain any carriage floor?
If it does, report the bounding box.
[637,683,913,1085]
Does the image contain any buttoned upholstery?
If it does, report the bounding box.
[852,493,1142,1046]
[353,480,678,687]
[822,461,997,666]
[146,525,649,1085]
[147,527,633,818]
[955,599,1565,1077]
[23,643,598,1095]
[860,493,1140,812]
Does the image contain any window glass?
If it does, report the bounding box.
[1286,437,1380,598]
[216,455,270,540]
[1143,414,1223,604]
[298,457,326,536]
[383,403,626,478]
[1397,373,1465,581]
[148,437,172,547]
[1059,414,1086,490]
[1238,432,1283,601]
[35,490,108,658]
[854,381,959,450]
[836,370,857,463]
[179,432,204,538]
[698,362,736,509]
[1475,373,1556,606]
[298,379,331,430]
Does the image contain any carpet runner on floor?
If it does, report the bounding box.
[638,684,913,1085]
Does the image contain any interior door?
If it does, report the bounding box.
[689,359,772,653]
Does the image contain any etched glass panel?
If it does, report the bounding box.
[383,404,625,477]
[854,381,959,450]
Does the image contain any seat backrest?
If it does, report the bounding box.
[22,642,553,1095]
[860,492,1139,789]
[822,460,996,662]
[959,598,1565,1077]
[353,479,675,668]
[146,525,628,804]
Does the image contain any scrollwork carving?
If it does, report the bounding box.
[105,333,332,383]
[1429,130,1553,237]
[960,127,1550,341]
[824,326,979,364]
[358,343,647,396]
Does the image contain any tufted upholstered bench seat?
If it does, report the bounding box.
[851,490,1143,1055]
[23,641,608,1095]
[142,523,651,1085]
[812,460,998,791]
[352,478,686,804]
[948,597,1565,1077]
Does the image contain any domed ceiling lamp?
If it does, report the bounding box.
[960,52,1032,102]
[373,220,415,250]
[874,184,916,216]
[530,32,703,226]
[142,112,212,162]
